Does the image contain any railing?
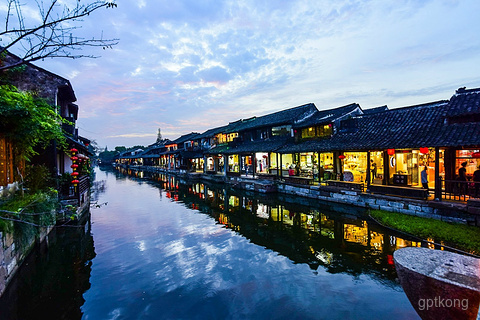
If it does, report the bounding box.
[78,175,90,197]
[59,175,90,205]
[442,179,480,201]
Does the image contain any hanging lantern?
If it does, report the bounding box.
[71,171,79,176]
[419,147,429,154]
[338,155,346,160]
[70,156,78,161]
[70,148,78,153]
[71,164,78,169]
[387,149,395,155]
[71,179,80,186]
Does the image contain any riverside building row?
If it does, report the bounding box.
[116,87,480,204]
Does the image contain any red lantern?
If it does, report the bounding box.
[419,147,429,154]
[71,179,80,185]
[70,156,78,161]
[70,148,78,153]
[71,172,79,176]
[387,149,395,155]
[71,164,78,168]
[338,155,346,160]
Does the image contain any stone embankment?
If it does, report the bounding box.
[0,197,91,297]
[122,165,480,226]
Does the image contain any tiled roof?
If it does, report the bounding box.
[171,132,200,144]
[223,103,318,133]
[221,137,292,154]
[362,105,388,115]
[446,87,480,118]
[195,125,228,139]
[293,103,360,128]
[279,100,452,152]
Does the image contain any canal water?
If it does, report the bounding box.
[0,167,422,319]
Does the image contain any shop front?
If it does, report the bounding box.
[455,149,479,180]
[255,152,269,174]
[298,152,316,178]
[228,154,240,173]
[319,152,334,180]
[240,155,253,175]
[206,156,215,172]
[369,151,384,184]
[386,148,438,187]
[342,152,367,183]
[206,155,224,173]
[272,153,295,176]
[190,158,204,172]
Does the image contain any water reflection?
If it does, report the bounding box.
[0,213,95,320]
[0,167,429,319]
[118,168,425,284]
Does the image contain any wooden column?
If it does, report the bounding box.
[223,154,228,176]
[279,153,282,177]
[366,151,371,188]
[252,153,256,178]
[434,147,442,201]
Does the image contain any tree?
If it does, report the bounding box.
[0,84,66,161]
[156,128,163,143]
[0,0,118,71]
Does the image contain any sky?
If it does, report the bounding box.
[4,0,480,148]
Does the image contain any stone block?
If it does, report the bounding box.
[408,204,422,212]
[420,206,434,214]
[6,256,17,275]
[342,190,358,196]
[376,199,390,207]
[3,233,14,248]
[388,201,406,209]
[394,247,480,320]
[379,205,393,212]
[400,209,417,216]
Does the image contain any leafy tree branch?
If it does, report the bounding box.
[0,84,67,161]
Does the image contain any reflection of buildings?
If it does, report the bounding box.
[117,168,437,284]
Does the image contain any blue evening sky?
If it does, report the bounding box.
[5,0,480,148]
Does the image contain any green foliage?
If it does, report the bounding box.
[0,190,58,233]
[25,164,52,193]
[115,146,126,152]
[370,209,480,255]
[0,85,67,161]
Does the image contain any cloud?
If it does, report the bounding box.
[31,0,480,148]
[107,133,157,139]
[196,66,232,84]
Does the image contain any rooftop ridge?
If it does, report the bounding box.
[455,87,480,95]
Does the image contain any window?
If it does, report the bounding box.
[301,127,316,139]
[272,125,291,137]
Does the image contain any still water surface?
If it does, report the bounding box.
[0,168,422,319]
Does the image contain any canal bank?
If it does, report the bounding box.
[119,164,480,227]
[0,194,91,298]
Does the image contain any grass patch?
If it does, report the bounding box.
[369,209,480,255]
[0,190,58,232]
